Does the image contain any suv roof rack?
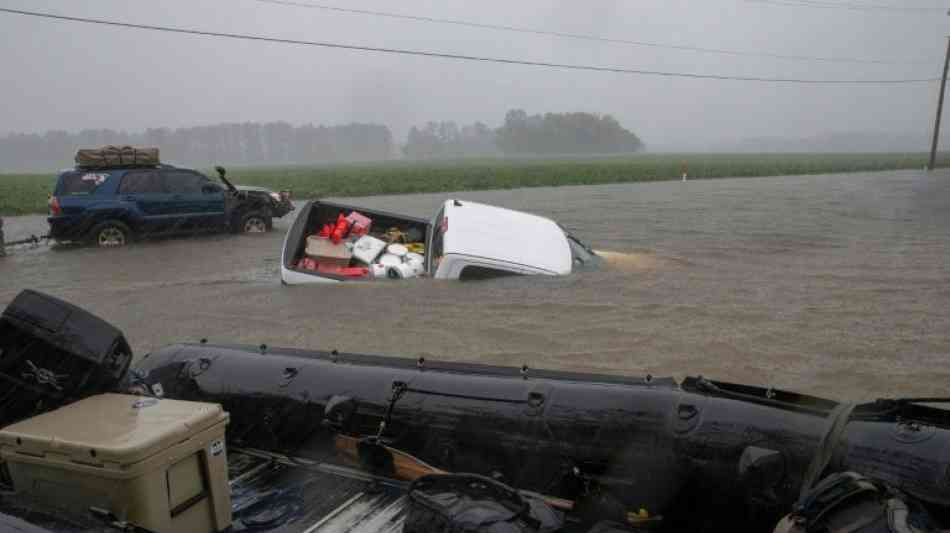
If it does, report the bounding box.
[73,163,164,171]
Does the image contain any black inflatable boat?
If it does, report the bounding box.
[0,290,947,533]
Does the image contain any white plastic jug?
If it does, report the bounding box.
[378,254,402,267]
[386,244,408,258]
[386,263,416,279]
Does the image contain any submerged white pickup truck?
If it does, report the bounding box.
[280,199,599,284]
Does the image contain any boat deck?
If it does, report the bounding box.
[0,448,410,533]
[228,448,409,533]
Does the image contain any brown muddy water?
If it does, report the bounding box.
[2,169,949,401]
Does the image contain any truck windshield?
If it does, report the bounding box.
[564,231,597,269]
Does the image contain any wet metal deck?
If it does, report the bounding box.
[228,449,408,533]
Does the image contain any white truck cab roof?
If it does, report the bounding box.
[436,199,572,277]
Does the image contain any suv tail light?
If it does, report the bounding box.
[48,196,62,216]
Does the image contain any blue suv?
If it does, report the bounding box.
[48,165,294,247]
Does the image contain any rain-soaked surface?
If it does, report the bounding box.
[1,168,948,400]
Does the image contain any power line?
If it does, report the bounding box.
[749,0,946,12]
[745,0,948,13]
[253,0,931,66]
[0,7,939,85]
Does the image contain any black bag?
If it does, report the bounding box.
[0,290,133,427]
[404,474,563,533]
[774,472,940,533]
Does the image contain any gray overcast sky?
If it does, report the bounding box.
[0,0,947,149]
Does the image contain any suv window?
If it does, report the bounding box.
[57,171,109,195]
[118,170,164,194]
[162,170,206,194]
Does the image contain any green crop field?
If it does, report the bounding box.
[0,173,56,216]
[1,153,946,217]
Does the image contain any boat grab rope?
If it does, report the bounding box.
[797,402,858,503]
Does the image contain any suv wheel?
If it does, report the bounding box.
[239,211,272,234]
[89,221,132,248]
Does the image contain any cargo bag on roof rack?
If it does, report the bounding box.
[75,145,160,169]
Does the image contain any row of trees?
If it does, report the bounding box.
[403,110,643,159]
[0,122,394,171]
[497,110,643,155]
[0,111,644,171]
[403,121,499,159]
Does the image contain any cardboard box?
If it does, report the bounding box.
[306,235,353,263]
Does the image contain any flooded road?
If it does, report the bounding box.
[2,169,949,400]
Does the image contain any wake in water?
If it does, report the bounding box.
[595,250,687,272]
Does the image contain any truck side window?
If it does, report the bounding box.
[459,266,518,281]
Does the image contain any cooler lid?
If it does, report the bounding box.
[0,394,227,467]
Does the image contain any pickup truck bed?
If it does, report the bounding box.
[0,447,410,533]
[281,200,431,284]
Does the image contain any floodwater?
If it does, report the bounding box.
[2,169,949,401]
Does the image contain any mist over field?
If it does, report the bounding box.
[0,0,947,171]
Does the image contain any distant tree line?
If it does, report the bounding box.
[496,110,643,155]
[403,121,499,159]
[402,110,644,160]
[0,122,394,171]
[0,110,644,171]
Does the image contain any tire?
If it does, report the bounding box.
[88,221,133,248]
[238,211,272,234]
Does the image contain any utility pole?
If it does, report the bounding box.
[928,37,950,171]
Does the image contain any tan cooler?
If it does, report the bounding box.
[0,393,231,533]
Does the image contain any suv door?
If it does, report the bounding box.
[117,169,170,234]
[160,169,226,231]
